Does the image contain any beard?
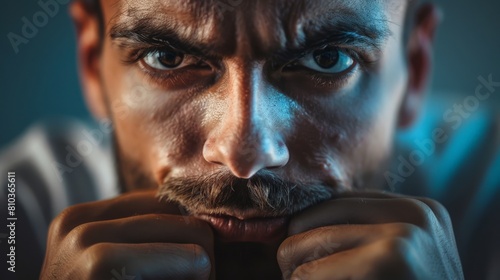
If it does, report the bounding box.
[112,133,389,218]
[157,169,338,217]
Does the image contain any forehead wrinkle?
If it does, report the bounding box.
[113,0,218,18]
[231,0,333,58]
[237,0,324,58]
[248,0,313,55]
[106,0,232,52]
[280,0,310,48]
[235,0,394,57]
[294,0,393,47]
[106,0,398,59]
[230,0,287,58]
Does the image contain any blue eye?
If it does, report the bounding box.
[293,46,354,74]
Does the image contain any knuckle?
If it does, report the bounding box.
[418,197,452,225]
[277,236,295,261]
[49,206,82,238]
[418,197,441,210]
[378,237,410,258]
[277,241,298,278]
[399,198,434,228]
[374,239,416,279]
[64,222,94,249]
[83,243,117,277]
[368,238,415,278]
[386,223,420,240]
[277,236,298,266]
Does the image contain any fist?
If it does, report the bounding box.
[277,192,464,280]
[41,190,215,280]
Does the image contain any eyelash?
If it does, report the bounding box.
[122,47,208,87]
[308,68,358,88]
[122,47,154,65]
[123,44,374,89]
[277,47,368,88]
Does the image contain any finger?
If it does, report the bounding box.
[337,191,453,235]
[66,213,214,250]
[82,242,214,280]
[278,223,420,278]
[289,238,418,280]
[65,214,215,277]
[336,191,450,225]
[78,189,183,219]
[289,197,436,235]
[51,190,183,236]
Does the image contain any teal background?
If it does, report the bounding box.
[1,0,499,148]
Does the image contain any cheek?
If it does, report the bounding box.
[292,43,408,183]
[285,83,374,187]
[350,35,409,173]
[101,46,206,179]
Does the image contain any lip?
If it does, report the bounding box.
[197,214,289,243]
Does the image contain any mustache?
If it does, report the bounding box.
[157,170,338,216]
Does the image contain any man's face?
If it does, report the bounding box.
[92,0,411,220]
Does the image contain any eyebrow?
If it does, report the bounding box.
[109,8,392,61]
[109,17,221,59]
[275,7,393,60]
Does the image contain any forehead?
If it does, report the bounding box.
[105,0,407,56]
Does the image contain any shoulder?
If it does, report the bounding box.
[393,96,500,198]
[391,95,500,279]
[0,118,118,227]
[0,119,119,279]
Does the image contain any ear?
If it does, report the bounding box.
[71,1,108,119]
[399,3,442,128]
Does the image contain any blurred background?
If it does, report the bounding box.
[1,1,499,279]
[0,0,499,148]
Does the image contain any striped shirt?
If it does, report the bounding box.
[1,99,499,279]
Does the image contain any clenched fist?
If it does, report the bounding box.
[278,192,464,280]
[41,190,464,280]
[41,190,215,280]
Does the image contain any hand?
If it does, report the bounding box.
[40,190,215,280]
[277,192,464,280]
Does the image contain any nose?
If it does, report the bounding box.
[203,63,289,178]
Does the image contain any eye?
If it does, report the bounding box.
[288,46,355,74]
[142,49,204,70]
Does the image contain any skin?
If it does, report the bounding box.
[41,0,464,279]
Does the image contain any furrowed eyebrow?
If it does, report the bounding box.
[109,7,392,62]
[274,18,392,62]
[109,18,219,59]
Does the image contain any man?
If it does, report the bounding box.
[2,0,499,279]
